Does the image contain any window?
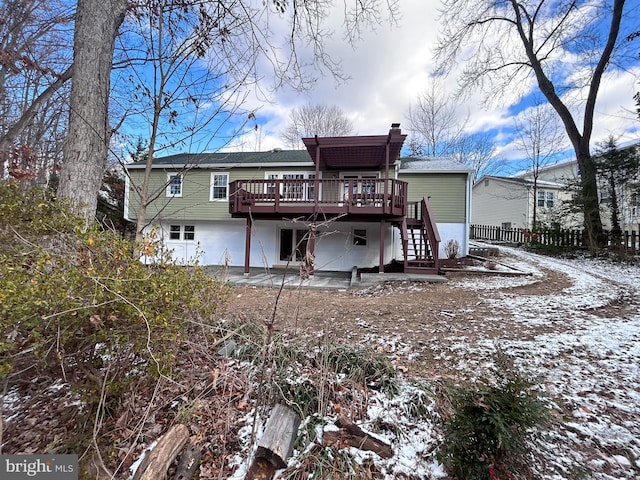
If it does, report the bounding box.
[266,174,278,195]
[546,191,554,208]
[537,190,554,208]
[210,172,229,201]
[166,173,182,197]
[264,172,319,200]
[484,179,490,187]
[502,222,512,229]
[353,228,367,246]
[169,225,195,241]
[342,173,378,197]
[307,173,316,201]
[282,173,305,200]
[169,225,181,240]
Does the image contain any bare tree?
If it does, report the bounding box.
[281,104,354,149]
[514,99,566,229]
[435,0,635,251]
[117,0,261,243]
[406,77,497,180]
[449,131,497,183]
[406,77,465,157]
[0,0,74,183]
[58,0,399,222]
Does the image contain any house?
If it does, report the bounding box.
[124,125,473,274]
[472,168,580,230]
[473,143,640,232]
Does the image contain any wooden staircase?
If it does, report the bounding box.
[399,197,440,274]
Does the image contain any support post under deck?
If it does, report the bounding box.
[379,220,385,273]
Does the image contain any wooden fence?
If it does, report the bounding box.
[470,224,640,253]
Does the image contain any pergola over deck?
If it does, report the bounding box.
[302,124,406,175]
[234,125,413,276]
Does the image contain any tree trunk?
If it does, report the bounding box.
[576,147,604,250]
[58,0,128,223]
[322,416,393,458]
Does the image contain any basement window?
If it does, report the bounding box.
[169,225,195,241]
[353,228,367,246]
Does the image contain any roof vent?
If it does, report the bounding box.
[272,147,282,152]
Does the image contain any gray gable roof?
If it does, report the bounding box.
[474,175,566,189]
[398,156,473,173]
[127,150,474,173]
[126,150,313,169]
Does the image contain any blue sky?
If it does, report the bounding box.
[117,1,640,173]
[237,1,639,168]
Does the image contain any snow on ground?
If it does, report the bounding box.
[230,246,640,479]
[8,244,633,479]
[442,246,640,479]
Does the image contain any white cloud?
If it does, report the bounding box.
[220,1,442,151]
[216,1,639,161]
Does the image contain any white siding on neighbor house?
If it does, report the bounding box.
[472,178,530,228]
[143,219,398,271]
[536,161,579,184]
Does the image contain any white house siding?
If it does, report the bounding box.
[472,179,530,228]
[535,161,579,184]
[145,219,395,272]
[437,223,468,259]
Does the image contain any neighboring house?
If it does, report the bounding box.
[472,169,580,230]
[473,146,640,231]
[125,125,473,274]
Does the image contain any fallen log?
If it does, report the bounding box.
[132,424,189,480]
[323,416,393,459]
[244,404,301,480]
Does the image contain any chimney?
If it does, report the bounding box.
[390,123,401,135]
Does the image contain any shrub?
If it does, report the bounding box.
[437,351,549,480]
[0,180,230,398]
[444,239,460,259]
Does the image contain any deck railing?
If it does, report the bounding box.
[229,178,407,217]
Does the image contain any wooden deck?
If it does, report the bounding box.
[229,178,407,218]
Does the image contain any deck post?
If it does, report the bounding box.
[384,141,390,214]
[379,219,385,273]
[244,217,252,276]
[314,143,320,210]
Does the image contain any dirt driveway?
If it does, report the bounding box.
[222,246,640,479]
